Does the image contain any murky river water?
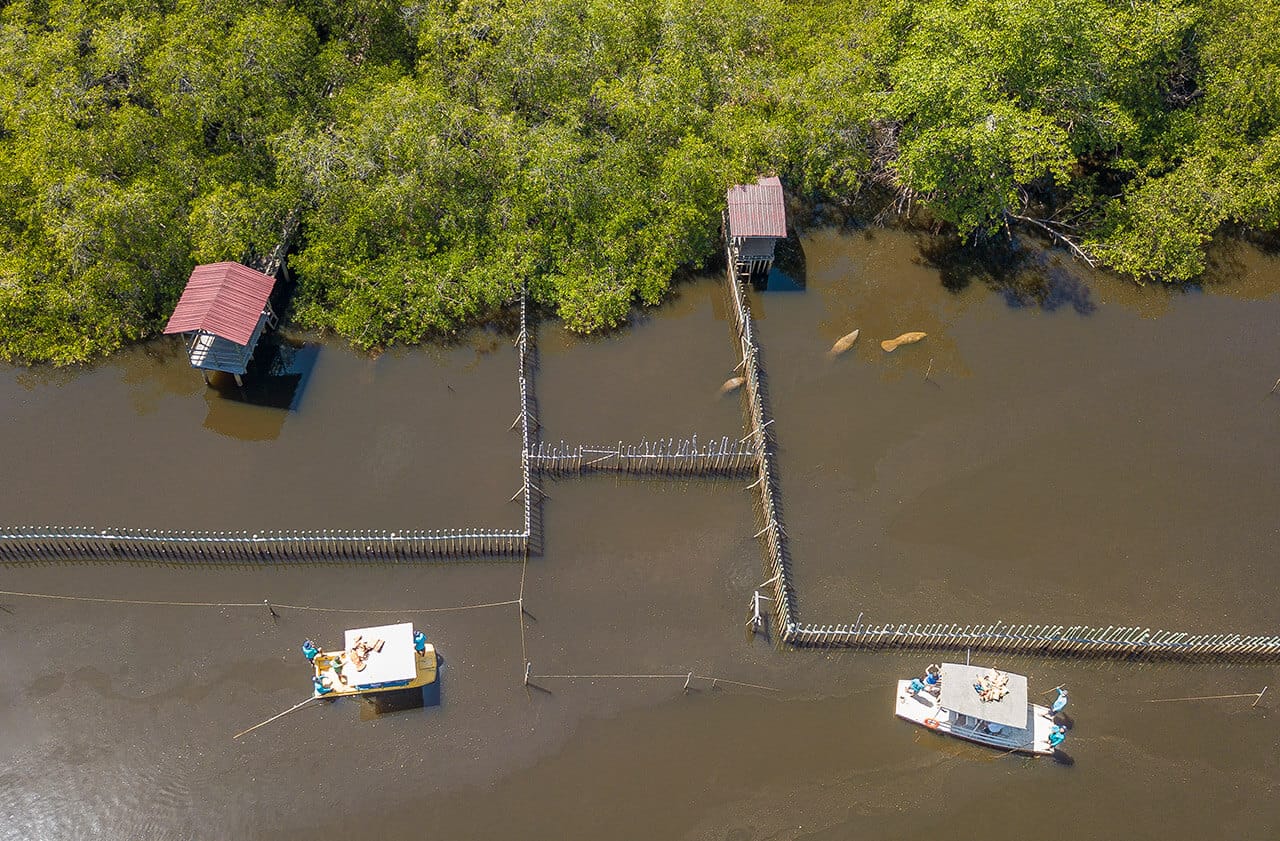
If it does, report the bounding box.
[1,226,1278,840]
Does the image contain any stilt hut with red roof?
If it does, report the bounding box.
[725,176,787,280]
[163,261,278,386]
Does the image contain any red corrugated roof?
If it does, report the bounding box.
[726,176,786,239]
[163,262,276,346]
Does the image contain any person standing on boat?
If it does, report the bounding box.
[1048,687,1068,718]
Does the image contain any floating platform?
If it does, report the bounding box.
[308,622,437,699]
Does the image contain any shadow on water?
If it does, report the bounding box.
[355,677,442,721]
[920,234,1097,315]
[751,232,808,292]
[202,336,320,441]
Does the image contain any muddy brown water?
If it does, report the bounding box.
[1,229,1278,840]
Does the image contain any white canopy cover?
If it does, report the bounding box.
[938,663,1031,729]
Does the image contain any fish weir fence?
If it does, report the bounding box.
[1,291,539,565]
[720,247,1280,661]
[0,526,528,563]
[723,259,796,635]
[517,289,536,548]
[781,621,1280,660]
[6,271,1279,659]
[527,437,756,476]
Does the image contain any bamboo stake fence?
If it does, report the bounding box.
[4,260,1278,660]
[0,289,538,565]
[720,242,1280,660]
[527,437,756,476]
[722,255,796,636]
[517,290,534,543]
[0,526,527,562]
[781,621,1280,659]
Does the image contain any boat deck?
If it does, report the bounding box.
[313,643,437,698]
[894,679,1055,755]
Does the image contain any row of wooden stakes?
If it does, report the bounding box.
[0,527,530,562]
[722,264,795,634]
[526,437,757,475]
[782,621,1280,658]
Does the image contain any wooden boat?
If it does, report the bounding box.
[305,622,437,699]
[894,663,1061,755]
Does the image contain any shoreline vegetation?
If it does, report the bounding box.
[1,0,1277,365]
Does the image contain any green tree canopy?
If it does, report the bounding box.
[0,0,1276,363]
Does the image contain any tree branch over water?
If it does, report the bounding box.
[1008,214,1097,267]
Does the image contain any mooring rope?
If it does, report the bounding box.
[0,588,519,614]
[532,672,779,691]
[535,673,691,679]
[273,599,519,614]
[0,590,258,608]
[517,546,529,670]
[1144,691,1266,703]
[233,696,317,740]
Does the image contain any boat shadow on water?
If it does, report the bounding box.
[357,672,444,721]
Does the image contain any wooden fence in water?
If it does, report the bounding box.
[782,620,1280,659]
[722,261,796,634]
[0,525,527,562]
[0,291,538,565]
[5,267,1279,659]
[527,437,756,476]
[517,290,534,543]
[721,245,1280,661]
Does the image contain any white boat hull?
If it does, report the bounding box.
[894,680,1056,755]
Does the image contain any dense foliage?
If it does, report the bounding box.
[1,0,1277,362]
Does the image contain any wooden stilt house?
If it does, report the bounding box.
[726,176,787,281]
[163,262,279,386]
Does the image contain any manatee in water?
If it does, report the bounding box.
[880,331,927,352]
[719,376,747,394]
[828,328,860,357]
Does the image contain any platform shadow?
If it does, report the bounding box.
[202,338,320,440]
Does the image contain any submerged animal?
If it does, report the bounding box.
[828,328,860,357]
[719,376,747,394]
[880,331,927,352]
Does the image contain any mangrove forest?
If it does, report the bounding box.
[1,0,1277,363]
